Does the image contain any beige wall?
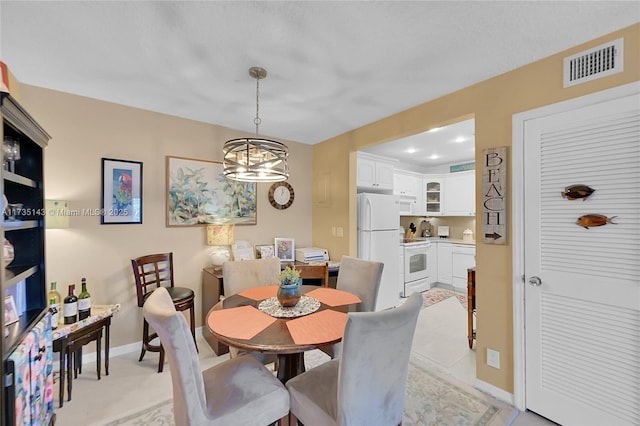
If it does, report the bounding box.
[312,24,640,393]
[17,86,313,349]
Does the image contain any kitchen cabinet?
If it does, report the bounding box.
[451,244,475,292]
[357,152,396,193]
[436,242,452,285]
[394,171,423,215]
[443,171,475,216]
[1,91,52,426]
[426,244,438,287]
[424,177,444,215]
[399,246,404,296]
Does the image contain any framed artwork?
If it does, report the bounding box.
[274,238,295,262]
[4,295,19,325]
[166,156,256,226]
[101,158,143,224]
[232,240,255,260]
[255,244,275,259]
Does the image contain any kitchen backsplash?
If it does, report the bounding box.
[400,216,475,240]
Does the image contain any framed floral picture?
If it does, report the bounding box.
[166,156,257,226]
[101,158,143,224]
[255,244,275,259]
[274,238,295,262]
[4,295,19,325]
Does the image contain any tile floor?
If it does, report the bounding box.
[53,291,557,425]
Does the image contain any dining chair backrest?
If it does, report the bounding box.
[296,263,330,287]
[336,255,383,312]
[142,287,207,424]
[222,257,281,296]
[131,252,175,307]
[338,292,422,425]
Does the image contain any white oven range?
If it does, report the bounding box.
[401,240,431,297]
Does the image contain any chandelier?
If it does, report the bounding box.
[223,67,289,182]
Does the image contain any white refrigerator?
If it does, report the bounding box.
[357,193,400,311]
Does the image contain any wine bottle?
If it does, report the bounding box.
[78,277,92,320]
[48,298,59,330]
[63,284,78,324]
[47,281,62,325]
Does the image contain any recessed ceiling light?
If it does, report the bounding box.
[429,154,439,160]
[454,137,466,143]
[406,148,417,154]
[427,127,441,133]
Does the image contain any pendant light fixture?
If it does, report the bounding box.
[223,67,289,182]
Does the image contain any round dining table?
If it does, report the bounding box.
[206,285,361,383]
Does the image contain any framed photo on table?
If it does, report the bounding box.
[274,238,295,262]
[4,295,19,325]
[255,244,275,259]
[101,158,143,224]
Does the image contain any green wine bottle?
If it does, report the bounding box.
[78,277,92,320]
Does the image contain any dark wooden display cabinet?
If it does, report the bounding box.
[1,93,53,426]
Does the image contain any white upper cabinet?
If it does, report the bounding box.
[443,171,475,216]
[357,152,396,193]
[424,176,445,216]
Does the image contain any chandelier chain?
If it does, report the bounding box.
[254,73,261,134]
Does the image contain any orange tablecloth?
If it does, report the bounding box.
[239,285,279,301]
[207,305,277,340]
[306,287,361,307]
[286,309,348,345]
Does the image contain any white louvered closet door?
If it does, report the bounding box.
[523,93,640,426]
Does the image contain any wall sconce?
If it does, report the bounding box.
[45,200,70,229]
[206,224,235,269]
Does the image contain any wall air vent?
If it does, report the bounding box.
[563,38,623,88]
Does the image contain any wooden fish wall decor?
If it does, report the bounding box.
[576,214,617,229]
[562,184,595,201]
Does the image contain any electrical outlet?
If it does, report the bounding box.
[336,227,344,237]
[487,348,500,369]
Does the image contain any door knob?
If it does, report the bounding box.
[528,276,542,287]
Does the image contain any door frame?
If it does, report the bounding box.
[511,81,639,411]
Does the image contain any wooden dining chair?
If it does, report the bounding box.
[143,287,290,426]
[131,252,196,373]
[296,262,330,287]
[286,292,422,426]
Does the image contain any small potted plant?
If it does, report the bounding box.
[277,266,302,307]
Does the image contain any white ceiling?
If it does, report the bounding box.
[1,1,638,155]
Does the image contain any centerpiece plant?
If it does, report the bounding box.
[277,266,302,307]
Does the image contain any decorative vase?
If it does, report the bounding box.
[277,283,301,307]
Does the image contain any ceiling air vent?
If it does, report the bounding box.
[563,38,623,88]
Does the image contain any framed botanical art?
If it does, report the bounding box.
[274,238,295,262]
[101,158,143,224]
[4,295,19,325]
[166,156,257,226]
[255,244,275,259]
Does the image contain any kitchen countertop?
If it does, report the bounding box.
[427,237,476,246]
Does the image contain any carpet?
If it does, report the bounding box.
[422,287,467,309]
[101,350,517,426]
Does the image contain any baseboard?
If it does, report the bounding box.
[53,326,204,370]
[474,378,515,406]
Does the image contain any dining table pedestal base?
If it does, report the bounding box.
[277,353,305,384]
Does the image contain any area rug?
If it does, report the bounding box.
[422,287,468,309]
[101,351,517,426]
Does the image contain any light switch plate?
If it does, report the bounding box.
[487,348,500,369]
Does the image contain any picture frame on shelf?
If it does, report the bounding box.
[255,244,275,259]
[274,238,295,262]
[4,295,19,325]
[166,156,257,227]
[101,158,143,224]
[232,240,255,260]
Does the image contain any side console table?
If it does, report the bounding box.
[467,267,476,349]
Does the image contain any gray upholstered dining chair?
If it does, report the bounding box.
[319,255,384,358]
[222,257,281,366]
[222,257,281,296]
[286,292,422,426]
[143,287,290,426]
